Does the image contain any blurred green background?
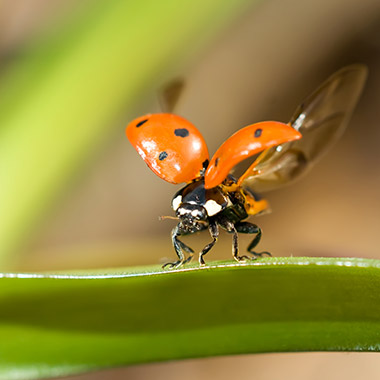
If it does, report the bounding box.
[1,0,380,379]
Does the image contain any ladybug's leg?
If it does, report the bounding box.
[177,223,209,265]
[163,223,209,269]
[162,225,189,269]
[199,220,219,266]
[179,240,194,265]
[235,222,271,258]
[219,219,249,262]
[230,223,242,262]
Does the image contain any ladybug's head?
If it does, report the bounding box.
[176,203,207,221]
[176,203,207,230]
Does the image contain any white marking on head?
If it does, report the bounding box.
[204,200,222,216]
[172,195,182,211]
[191,210,200,218]
[177,207,187,215]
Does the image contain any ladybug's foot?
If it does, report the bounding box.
[162,260,184,270]
[163,253,194,269]
[234,255,257,263]
[248,250,272,258]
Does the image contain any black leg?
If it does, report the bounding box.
[177,239,194,254]
[231,224,241,262]
[163,226,188,269]
[228,222,250,262]
[235,222,271,258]
[199,220,219,265]
[218,219,248,262]
[177,240,195,265]
[163,222,209,269]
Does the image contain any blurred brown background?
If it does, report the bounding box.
[11,0,379,270]
[2,0,380,379]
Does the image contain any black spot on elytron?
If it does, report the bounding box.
[215,157,220,167]
[202,159,209,169]
[159,151,168,161]
[136,119,148,127]
[174,128,189,138]
[254,128,262,138]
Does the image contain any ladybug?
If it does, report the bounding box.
[126,65,367,269]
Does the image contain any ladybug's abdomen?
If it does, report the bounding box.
[219,203,248,224]
[218,187,249,224]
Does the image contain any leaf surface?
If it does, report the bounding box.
[1,257,380,379]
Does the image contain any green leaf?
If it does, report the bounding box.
[0,0,254,264]
[1,256,380,379]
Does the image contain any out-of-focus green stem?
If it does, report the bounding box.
[0,0,253,264]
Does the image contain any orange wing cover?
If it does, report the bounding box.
[205,121,302,189]
[126,113,209,184]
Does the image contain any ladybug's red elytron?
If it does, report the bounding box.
[126,65,367,269]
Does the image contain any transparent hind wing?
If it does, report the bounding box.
[159,78,185,113]
[240,64,368,192]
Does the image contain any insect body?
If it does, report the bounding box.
[126,65,367,268]
[171,175,270,266]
